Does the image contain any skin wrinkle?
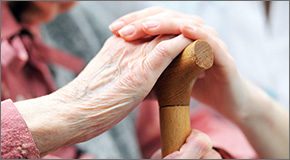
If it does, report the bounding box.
[79,63,111,98]
[137,43,154,89]
[86,65,118,91]
[77,109,126,143]
[68,98,134,143]
[26,35,193,157]
[116,47,128,66]
[76,38,145,101]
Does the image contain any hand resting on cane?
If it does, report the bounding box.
[110,7,289,159]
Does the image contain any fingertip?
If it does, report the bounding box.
[109,20,125,32]
[182,24,198,32]
[181,24,197,34]
[181,24,199,40]
[118,25,136,38]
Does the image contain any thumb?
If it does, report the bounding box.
[145,34,192,77]
[150,149,162,159]
[164,129,212,159]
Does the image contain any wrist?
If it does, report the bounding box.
[14,92,78,157]
[228,78,272,127]
[213,74,250,122]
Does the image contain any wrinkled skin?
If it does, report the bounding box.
[16,34,194,156]
[64,35,192,140]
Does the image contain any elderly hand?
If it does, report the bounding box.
[109,6,246,121]
[151,130,221,159]
[60,34,192,140]
[15,34,192,157]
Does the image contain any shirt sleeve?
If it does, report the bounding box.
[1,99,40,159]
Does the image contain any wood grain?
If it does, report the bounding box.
[154,40,213,157]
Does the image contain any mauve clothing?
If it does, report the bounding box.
[1,2,90,159]
[1,99,39,159]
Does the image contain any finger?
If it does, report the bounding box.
[109,7,166,35]
[150,149,162,159]
[164,129,212,159]
[204,25,219,38]
[118,17,203,41]
[181,24,236,86]
[144,34,192,75]
[201,149,222,159]
[181,24,230,67]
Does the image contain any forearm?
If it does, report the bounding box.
[232,78,289,159]
[14,79,138,157]
[14,93,78,157]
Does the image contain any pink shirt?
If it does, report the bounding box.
[0,2,90,159]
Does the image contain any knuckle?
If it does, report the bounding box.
[154,41,170,58]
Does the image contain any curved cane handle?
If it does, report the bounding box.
[155,40,213,157]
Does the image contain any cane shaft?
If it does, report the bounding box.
[160,106,191,157]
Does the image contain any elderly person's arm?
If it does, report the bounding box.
[110,7,289,159]
[4,34,194,158]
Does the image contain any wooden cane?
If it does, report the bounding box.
[154,40,214,158]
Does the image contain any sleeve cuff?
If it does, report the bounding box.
[1,99,40,159]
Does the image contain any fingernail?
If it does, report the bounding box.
[109,21,125,31]
[184,24,197,32]
[143,21,160,29]
[118,25,136,37]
